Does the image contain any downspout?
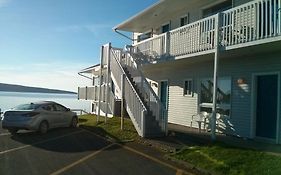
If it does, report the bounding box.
[78,72,93,80]
[114,29,134,41]
[211,13,222,141]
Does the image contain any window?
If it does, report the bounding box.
[200,77,231,117]
[180,15,189,27]
[183,79,193,96]
[202,0,232,18]
[42,105,53,111]
[137,32,152,42]
[162,23,170,33]
[54,104,67,112]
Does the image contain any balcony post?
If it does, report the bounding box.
[77,87,80,100]
[97,45,104,123]
[85,86,88,100]
[121,74,125,130]
[105,43,112,124]
[211,13,222,141]
[165,31,170,56]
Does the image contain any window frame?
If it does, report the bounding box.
[161,22,170,33]
[180,14,189,27]
[199,77,232,119]
[183,79,194,97]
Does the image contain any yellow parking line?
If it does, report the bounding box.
[0,133,11,136]
[118,143,192,175]
[49,143,115,175]
[0,130,84,155]
[81,128,193,175]
[176,169,184,175]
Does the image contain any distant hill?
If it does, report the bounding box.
[0,83,76,94]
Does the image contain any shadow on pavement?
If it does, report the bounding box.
[9,127,118,153]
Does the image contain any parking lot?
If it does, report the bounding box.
[0,122,190,175]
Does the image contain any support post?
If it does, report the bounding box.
[211,13,221,141]
[165,31,170,56]
[77,87,80,100]
[105,43,112,124]
[97,46,104,123]
[120,74,125,130]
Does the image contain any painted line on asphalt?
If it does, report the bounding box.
[0,133,11,137]
[176,169,184,175]
[119,143,192,175]
[81,128,192,175]
[49,143,115,175]
[0,130,84,155]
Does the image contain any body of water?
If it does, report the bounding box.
[0,91,90,113]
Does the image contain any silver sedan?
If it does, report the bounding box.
[1,101,78,134]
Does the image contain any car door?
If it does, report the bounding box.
[42,104,61,128]
[53,104,71,127]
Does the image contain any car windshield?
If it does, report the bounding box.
[13,103,40,110]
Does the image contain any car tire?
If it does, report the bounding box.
[39,121,48,134]
[8,129,18,135]
[70,116,78,128]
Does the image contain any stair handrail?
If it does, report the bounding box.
[121,49,168,132]
[110,47,149,136]
[110,49,148,112]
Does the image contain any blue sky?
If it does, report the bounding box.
[0,0,157,91]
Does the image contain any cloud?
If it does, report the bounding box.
[0,62,93,92]
[55,24,112,35]
[0,0,11,7]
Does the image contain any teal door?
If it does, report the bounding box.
[160,81,168,109]
[256,74,278,139]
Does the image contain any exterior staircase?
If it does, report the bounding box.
[107,45,167,137]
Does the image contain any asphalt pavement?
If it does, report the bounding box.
[0,123,192,175]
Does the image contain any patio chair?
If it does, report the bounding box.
[205,113,222,132]
[191,111,209,132]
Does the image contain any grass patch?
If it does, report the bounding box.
[78,114,138,142]
[172,143,281,175]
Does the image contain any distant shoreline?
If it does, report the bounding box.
[0,90,77,95]
[0,83,77,95]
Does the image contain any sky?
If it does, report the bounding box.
[0,0,157,92]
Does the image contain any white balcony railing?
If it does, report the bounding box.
[133,0,281,63]
[221,0,281,46]
[78,86,100,101]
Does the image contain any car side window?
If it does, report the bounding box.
[54,104,67,112]
[42,105,54,111]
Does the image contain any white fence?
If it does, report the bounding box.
[110,47,147,137]
[221,0,281,46]
[133,0,281,61]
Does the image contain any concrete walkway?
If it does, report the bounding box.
[143,124,281,156]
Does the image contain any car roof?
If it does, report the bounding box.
[30,101,58,106]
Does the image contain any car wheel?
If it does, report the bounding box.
[70,116,78,128]
[8,129,18,135]
[39,121,48,134]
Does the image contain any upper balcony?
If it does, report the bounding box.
[115,0,281,64]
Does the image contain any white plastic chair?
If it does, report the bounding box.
[191,111,209,132]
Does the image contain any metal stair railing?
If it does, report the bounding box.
[110,47,148,137]
[115,48,167,133]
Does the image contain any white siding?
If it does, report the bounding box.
[143,51,281,139]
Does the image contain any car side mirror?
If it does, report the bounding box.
[66,108,70,111]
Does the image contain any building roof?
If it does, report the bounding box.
[113,0,197,33]
[78,64,100,74]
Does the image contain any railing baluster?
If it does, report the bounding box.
[270,0,273,37]
[274,0,277,36]
[278,0,281,35]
